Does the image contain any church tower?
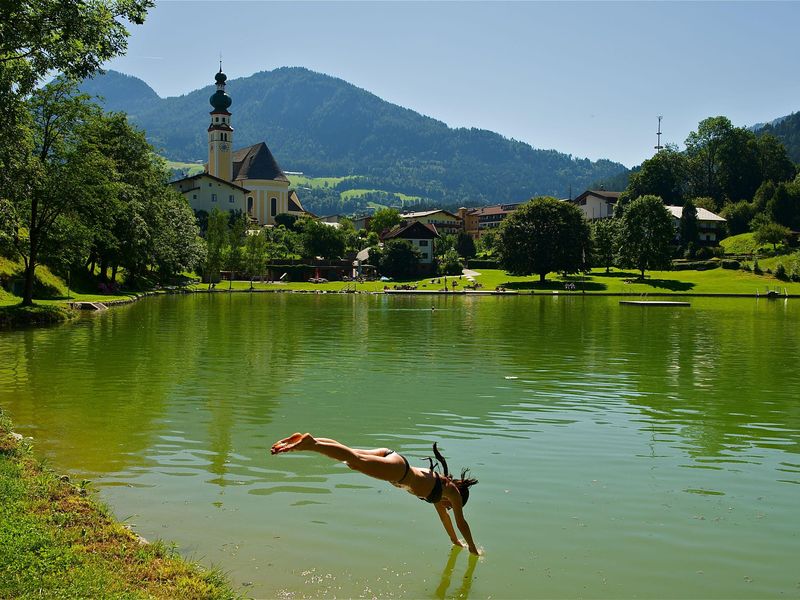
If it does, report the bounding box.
[207,66,233,181]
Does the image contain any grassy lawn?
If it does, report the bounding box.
[0,410,237,599]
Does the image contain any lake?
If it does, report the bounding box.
[1,293,799,598]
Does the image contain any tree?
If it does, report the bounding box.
[274,212,299,230]
[151,191,206,283]
[0,0,152,97]
[204,208,227,284]
[590,218,617,273]
[679,198,699,251]
[298,218,345,259]
[720,200,756,236]
[455,232,476,260]
[754,222,790,252]
[375,239,421,279]
[244,229,268,280]
[767,182,800,230]
[685,116,735,207]
[498,196,590,282]
[4,78,113,305]
[369,208,401,235]
[477,229,500,256]
[226,210,249,276]
[624,148,688,206]
[1,0,153,227]
[616,195,674,278]
[756,133,796,184]
[437,247,463,275]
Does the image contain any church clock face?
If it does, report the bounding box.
[220,143,229,151]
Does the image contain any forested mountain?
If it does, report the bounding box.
[756,112,800,163]
[80,67,627,211]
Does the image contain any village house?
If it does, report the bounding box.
[399,209,462,235]
[459,203,521,238]
[665,205,727,243]
[170,67,309,226]
[382,220,439,264]
[570,190,622,220]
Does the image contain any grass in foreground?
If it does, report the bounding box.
[0,409,238,600]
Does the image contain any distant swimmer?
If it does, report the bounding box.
[271,433,480,555]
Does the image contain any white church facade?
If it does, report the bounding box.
[171,67,307,226]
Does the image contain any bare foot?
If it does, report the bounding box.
[271,432,313,455]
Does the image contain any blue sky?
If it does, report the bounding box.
[105,1,800,168]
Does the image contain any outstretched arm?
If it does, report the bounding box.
[434,502,464,548]
[444,485,479,555]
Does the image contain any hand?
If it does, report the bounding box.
[270,432,312,455]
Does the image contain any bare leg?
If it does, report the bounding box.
[271,433,406,482]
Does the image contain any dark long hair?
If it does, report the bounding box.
[432,443,478,506]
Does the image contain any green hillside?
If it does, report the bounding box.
[81,68,628,213]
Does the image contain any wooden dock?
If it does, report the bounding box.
[619,300,690,307]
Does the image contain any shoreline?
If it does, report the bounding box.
[0,408,238,599]
[2,279,796,330]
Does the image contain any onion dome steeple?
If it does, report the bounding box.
[209,64,232,113]
[207,62,234,181]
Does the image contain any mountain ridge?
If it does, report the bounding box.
[80,67,629,211]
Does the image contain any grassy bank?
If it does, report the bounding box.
[0,408,238,599]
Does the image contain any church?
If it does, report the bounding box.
[171,67,308,226]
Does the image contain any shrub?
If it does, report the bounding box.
[753,259,763,275]
[721,259,740,269]
[671,260,719,271]
[775,263,788,280]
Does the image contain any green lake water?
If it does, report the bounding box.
[1,293,799,598]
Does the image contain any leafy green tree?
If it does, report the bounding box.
[297,218,345,259]
[375,239,421,279]
[754,221,790,251]
[437,247,463,275]
[0,0,152,97]
[204,208,227,284]
[756,133,796,184]
[244,229,268,279]
[498,196,590,282]
[477,229,500,256]
[625,148,688,206]
[720,200,756,235]
[226,210,249,276]
[369,208,401,235]
[151,191,205,282]
[767,182,800,230]
[685,116,735,208]
[455,232,476,259]
[274,212,299,230]
[679,198,699,251]
[590,218,617,272]
[1,0,153,238]
[4,78,113,305]
[616,195,674,278]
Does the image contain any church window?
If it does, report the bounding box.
[193,194,197,199]
[215,117,219,123]
[247,197,254,214]
[212,193,217,202]
[271,197,277,216]
[229,195,234,203]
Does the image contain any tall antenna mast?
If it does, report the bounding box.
[654,115,664,152]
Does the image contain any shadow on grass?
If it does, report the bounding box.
[640,279,695,292]
[503,279,608,292]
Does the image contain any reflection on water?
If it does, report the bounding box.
[1,294,799,598]
[435,547,478,599]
